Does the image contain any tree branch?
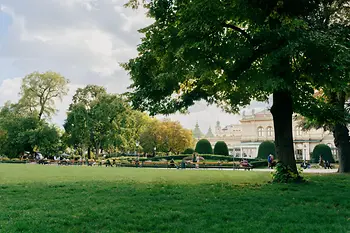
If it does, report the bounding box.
[221,23,252,43]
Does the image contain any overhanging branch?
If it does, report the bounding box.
[222,23,252,43]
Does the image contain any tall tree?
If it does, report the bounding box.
[123,0,342,175]
[295,0,350,173]
[19,71,69,120]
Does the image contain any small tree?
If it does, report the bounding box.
[183,148,194,155]
[257,141,276,160]
[195,139,213,154]
[312,144,334,163]
[214,141,229,156]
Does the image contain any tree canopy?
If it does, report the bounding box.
[18,71,69,120]
[123,0,350,175]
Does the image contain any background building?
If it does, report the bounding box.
[194,109,337,160]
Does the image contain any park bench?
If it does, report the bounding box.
[233,163,253,171]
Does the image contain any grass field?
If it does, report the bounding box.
[0,164,349,233]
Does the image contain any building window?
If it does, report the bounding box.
[257,127,264,137]
[295,126,302,136]
[267,127,273,136]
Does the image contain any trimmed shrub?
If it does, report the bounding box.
[213,141,229,156]
[257,141,276,159]
[183,148,195,155]
[195,139,213,154]
[312,144,334,163]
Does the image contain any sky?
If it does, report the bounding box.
[0,0,270,133]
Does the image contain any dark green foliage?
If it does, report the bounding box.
[257,141,276,159]
[195,139,213,154]
[272,163,304,183]
[312,144,334,163]
[183,148,194,154]
[213,141,229,156]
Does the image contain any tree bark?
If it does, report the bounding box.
[88,147,91,159]
[330,91,350,173]
[270,90,298,173]
[333,124,350,173]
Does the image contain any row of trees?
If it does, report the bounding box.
[123,0,350,175]
[0,72,194,158]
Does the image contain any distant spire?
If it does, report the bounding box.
[206,126,215,138]
[193,121,203,139]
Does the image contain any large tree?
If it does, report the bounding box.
[64,85,142,157]
[0,104,61,158]
[18,71,69,120]
[295,0,350,173]
[123,0,345,175]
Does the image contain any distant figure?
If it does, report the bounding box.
[319,155,324,168]
[267,155,272,168]
[196,154,200,169]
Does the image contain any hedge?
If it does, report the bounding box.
[213,141,229,156]
[183,148,195,154]
[312,144,334,163]
[195,139,213,154]
[257,141,276,159]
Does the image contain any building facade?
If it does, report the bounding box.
[196,109,337,160]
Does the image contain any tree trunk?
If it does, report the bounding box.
[88,147,91,159]
[270,90,298,173]
[95,143,100,158]
[333,124,350,173]
[329,91,350,173]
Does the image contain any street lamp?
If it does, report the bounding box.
[154,147,156,157]
[135,141,139,156]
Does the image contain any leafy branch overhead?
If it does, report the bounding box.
[123,0,349,115]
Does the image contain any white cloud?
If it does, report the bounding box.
[0,0,270,132]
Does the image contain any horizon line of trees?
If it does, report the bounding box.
[0,71,194,159]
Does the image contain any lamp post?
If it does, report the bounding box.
[154,146,156,157]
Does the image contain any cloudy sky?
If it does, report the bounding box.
[0,0,270,132]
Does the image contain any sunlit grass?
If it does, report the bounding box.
[0,164,349,233]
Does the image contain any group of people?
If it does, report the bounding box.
[318,155,332,169]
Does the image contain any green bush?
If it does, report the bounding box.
[183,148,195,154]
[257,141,276,159]
[195,139,213,154]
[312,144,334,163]
[213,141,229,156]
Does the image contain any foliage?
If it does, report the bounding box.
[195,139,213,154]
[65,85,143,156]
[312,144,334,163]
[122,0,350,172]
[257,141,276,159]
[139,119,194,153]
[183,148,194,154]
[213,141,229,156]
[0,106,61,158]
[18,71,69,120]
[272,163,304,183]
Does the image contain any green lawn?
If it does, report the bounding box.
[0,164,349,233]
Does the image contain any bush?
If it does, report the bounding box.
[213,141,229,156]
[257,141,276,159]
[312,144,334,163]
[183,148,195,155]
[195,139,213,154]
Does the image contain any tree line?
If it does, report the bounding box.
[0,72,194,158]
